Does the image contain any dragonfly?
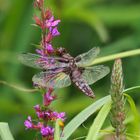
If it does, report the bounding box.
[19,47,110,98]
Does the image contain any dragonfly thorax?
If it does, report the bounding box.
[61,52,77,70]
[69,58,77,69]
[69,59,82,80]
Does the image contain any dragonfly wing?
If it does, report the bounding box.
[18,53,43,69]
[18,53,69,69]
[81,65,110,85]
[75,47,100,67]
[32,71,71,89]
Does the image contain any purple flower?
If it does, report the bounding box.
[36,44,54,55]
[45,43,54,54]
[34,104,51,119]
[24,116,33,129]
[43,90,55,106]
[37,122,43,129]
[36,49,45,56]
[36,111,44,119]
[52,112,66,121]
[41,126,54,137]
[34,104,41,112]
[45,16,60,28]
[58,112,66,119]
[49,27,60,37]
[34,105,43,118]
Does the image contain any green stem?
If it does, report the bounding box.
[92,49,140,65]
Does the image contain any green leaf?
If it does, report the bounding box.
[61,96,111,140]
[86,101,111,140]
[54,119,61,140]
[0,123,14,140]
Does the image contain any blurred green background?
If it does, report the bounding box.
[0,0,140,139]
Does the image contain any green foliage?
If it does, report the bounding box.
[0,0,140,140]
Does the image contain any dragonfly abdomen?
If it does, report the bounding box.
[72,78,95,98]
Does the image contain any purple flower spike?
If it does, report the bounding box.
[24,116,33,129]
[24,0,66,138]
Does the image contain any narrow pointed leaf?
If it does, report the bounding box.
[123,86,140,94]
[86,101,111,140]
[124,94,140,140]
[54,119,60,140]
[124,94,140,119]
[0,123,14,140]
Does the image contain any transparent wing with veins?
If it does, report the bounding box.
[18,53,69,70]
[75,47,100,67]
[81,65,110,85]
[32,71,71,89]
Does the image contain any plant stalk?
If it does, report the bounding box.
[92,49,140,65]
